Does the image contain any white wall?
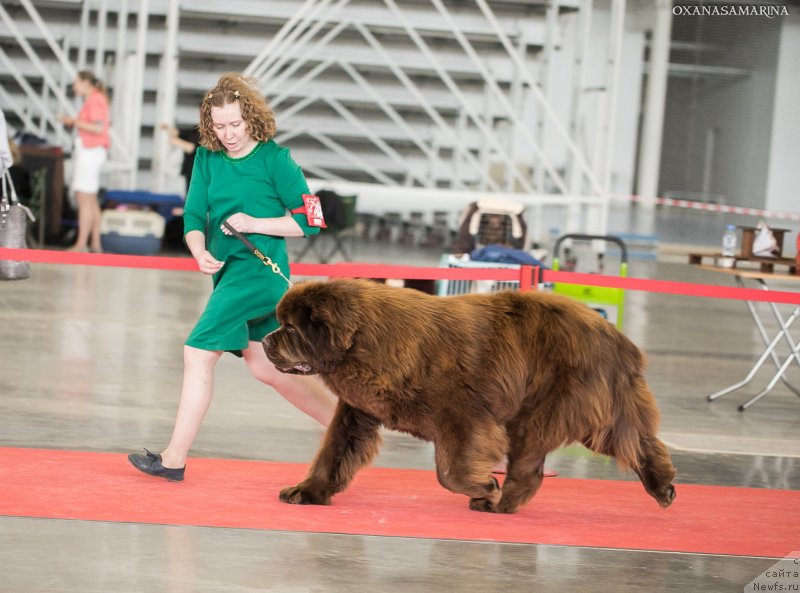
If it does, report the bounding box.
[765,13,800,213]
[659,13,782,208]
[535,3,645,197]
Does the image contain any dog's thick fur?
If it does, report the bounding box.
[264,279,676,514]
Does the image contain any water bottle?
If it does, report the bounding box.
[721,224,737,267]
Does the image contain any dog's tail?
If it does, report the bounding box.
[580,350,662,473]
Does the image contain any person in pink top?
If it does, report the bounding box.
[60,70,110,252]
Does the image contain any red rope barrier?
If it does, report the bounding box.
[1,247,798,305]
[0,247,199,271]
[0,248,521,281]
[542,269,800,306]
[289,261,524,281]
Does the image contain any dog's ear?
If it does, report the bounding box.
[310,295,358,353]
[283,281,361,370]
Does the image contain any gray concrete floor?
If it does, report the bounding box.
[1,233,798,593]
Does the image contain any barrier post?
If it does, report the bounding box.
[518,265,538,292]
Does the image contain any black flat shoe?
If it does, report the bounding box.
[128,448,185,482]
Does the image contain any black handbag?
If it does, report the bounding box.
[0,166,35,280]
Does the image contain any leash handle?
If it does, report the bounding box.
[221,221,293,287]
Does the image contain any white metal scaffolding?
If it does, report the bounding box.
[0,0,654,237]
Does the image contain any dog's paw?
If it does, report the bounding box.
[279,484,331,505]
[469,497,497,513]
[657,484,676,508]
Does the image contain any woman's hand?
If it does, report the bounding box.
[194,250,224,275]
[60,115,75,127]
[222,213,258,235]
[160,122,179,138]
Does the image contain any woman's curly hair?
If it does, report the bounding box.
[198,72,277,151]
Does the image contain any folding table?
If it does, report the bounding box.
[696,265,800,411]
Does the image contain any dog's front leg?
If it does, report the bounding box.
[279,402,382,505]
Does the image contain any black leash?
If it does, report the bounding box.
[221,221,293,287]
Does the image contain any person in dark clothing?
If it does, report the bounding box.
[7,137,32,202]
[160,124,201,250]
[161,123,200,191]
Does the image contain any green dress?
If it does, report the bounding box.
[183,140,320,352]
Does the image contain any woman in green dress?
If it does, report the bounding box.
[129,73,337,481]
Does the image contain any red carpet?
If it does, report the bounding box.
[1,447,797,558]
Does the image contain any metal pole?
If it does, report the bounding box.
[94,0,108,76]
[0,4,74,116]
[506,32,526,193]
[588,0,625,237]
[314,132,395,184]
[567,0,593,195]
[39,78,48,137]
[151,0,180,193]
[0,85,37,132]
[77,0,90,70]
[533,1,558,194]
[127,0,149,189]
[356,23,500,191]
[337,60,440,170]
[19,0,77,79]
[454,108,467,189]
[108,0,130,187]
[601,0,626,194]
[271,58,335,107]
[383,0,535,194]
[275,94,320,121]
[58,36,71,147]
[474,0,604,195]
[429,0,568,194]
[0,47,63,133]
[324,97,426,186]
[258,0,349,84]
[479,83,491,192]
[636,0,672,200]
[243,0,321,77]
[267,20,349,93]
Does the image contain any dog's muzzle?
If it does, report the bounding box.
[262,333,317,375]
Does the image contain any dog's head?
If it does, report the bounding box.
[263,280,362,375]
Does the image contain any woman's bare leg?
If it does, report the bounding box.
[71,191,95,250]
[89,194,103,252]
[242,340,337,427]
[160,345,223,468]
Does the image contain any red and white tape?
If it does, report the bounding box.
[610,194,800,222]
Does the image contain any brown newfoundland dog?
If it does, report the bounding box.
[264,279,676,514]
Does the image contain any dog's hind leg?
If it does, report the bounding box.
[434,421,507,510]
[487,441,552,514]
[280,402,382,505]
[633,435,677,508]
[584,432,676,508]
[488,451,547,513]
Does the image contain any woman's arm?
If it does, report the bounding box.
[222,213,305,238]
[75,118,104,135]
[185,230,224,275]
[59,115,104,135]
[160,124,197,154]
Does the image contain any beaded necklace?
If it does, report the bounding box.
[221,141,263,163]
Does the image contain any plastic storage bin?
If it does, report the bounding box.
[100,209,165,255]
[437,254,522,296]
